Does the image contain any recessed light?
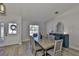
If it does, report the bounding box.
[54,11,59,14]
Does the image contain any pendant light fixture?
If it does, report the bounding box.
[0,3,6,14]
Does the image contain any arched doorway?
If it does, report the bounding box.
[56,22,64,34]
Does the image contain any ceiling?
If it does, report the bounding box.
[5,3,79,23]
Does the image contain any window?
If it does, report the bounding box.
[29,25,39,36]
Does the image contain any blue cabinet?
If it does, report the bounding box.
[49,33,69,48]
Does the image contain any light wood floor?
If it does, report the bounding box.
[0,41,79,56]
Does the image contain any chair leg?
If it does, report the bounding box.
[35,51,37,56]
[61,52,63,56]
[54,51,63,56]
[32,48,33,54]
[58,51,63,56]
[33,50,37,56]
[45,50,47,56]
[32,49,36,56]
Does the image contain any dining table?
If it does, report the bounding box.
[35,38,55,56]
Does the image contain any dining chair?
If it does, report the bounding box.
[47,39,63,56]
[30,36,43,56]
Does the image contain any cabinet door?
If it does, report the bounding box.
[63,35,69,48]
[54,34,69,48]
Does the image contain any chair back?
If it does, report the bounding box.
[53,39,63,55]
[30,36,36,49]
[33,33,40,42]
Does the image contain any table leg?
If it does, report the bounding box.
[42,50,51,56]
[45,50,46,56]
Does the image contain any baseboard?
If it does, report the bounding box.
[70,46,79,51]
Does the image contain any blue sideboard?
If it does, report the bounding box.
[49,33,69,48]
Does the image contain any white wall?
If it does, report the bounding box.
[47,6,79,50]
[0,3,22,47]
[0,3,46,42]
[0,16,22,47]
[22,21,46,41]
